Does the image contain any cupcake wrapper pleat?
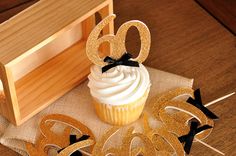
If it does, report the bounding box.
[93,89,149,126]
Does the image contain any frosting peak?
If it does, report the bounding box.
[88,64,151,105]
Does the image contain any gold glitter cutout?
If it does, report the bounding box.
[25,114,95,156]
[26,87,216,156]
[93,126,157,156]
[151,87,214,141]
[151,87,194,118]
[57,139,95,156]
[86,14,151,66]
[142,113,185,155]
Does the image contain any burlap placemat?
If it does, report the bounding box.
[0,67,193,155]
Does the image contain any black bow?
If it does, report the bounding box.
[58,135,90,156]
[102,53,139,73]
[178,121,212,154]
[187,89,219,119]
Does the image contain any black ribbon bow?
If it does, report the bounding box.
[102,53,139,73]
[187,89,219,119]
[178,121,212,154]
[58,134,90,156]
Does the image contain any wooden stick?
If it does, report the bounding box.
[195,92,235,155]
[195,138,225,155]
[204,92,235,107]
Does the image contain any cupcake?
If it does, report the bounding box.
[88,63,151,125]
[85,14,151,125]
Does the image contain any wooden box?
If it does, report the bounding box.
[0,0,113,125]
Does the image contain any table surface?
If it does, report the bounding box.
[0,0,236,155]
[196,0,236,36]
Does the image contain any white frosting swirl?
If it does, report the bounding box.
[88,64,151,105]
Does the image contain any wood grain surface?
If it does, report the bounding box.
[0,0,236,155]
[196,0,236,36]
[0,0,39,23]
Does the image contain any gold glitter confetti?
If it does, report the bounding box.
[86,14,151,66]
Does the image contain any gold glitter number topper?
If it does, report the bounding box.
[25,114,95,156]
[152,88,214,141]
[86,14,151,66]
